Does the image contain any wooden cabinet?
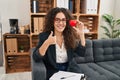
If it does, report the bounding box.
[3,34,31,73]
[4,0,100,73]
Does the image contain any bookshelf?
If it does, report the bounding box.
[30,0,100,39]
[3,0,100,73]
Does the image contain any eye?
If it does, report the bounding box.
[62,18,67,21]
[55,18,60,21]
[54,18,67,23]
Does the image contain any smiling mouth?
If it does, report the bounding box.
[58,26,64,29]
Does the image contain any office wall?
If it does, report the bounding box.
[98,0,115,39]
[114,0,120,19]
[0,0,30,34]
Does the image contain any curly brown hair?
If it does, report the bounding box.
[43,7,78,50]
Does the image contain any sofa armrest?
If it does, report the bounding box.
[31,48,46,80]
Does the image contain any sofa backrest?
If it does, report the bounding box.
[75,39,94,63]
[93,38,120,62]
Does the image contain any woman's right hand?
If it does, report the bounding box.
[39,31,56,56]
[47,31,56,45]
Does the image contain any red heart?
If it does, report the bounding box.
[69,20,77,27]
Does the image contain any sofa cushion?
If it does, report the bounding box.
[75,39,94,63]
[93,38,120,62]
[76,63,120,80]
[96,60,120,77]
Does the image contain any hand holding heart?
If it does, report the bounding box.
[70,20,84,35]
[70,20,85,46]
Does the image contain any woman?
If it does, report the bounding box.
[33,7,86,80]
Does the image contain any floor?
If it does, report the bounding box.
[0,67,32,80]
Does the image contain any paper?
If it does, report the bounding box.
[49,71,84,80]
[56,0,69,9]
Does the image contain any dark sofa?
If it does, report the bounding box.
[31,38,120,80]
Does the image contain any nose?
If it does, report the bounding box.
[59,20,63,24]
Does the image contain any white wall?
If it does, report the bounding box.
[0,0,30,34]
[98,0,115,39]
[114,0,120,19]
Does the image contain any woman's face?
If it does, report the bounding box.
[54,12,67,33]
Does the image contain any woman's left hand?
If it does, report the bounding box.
[72,20,84,37]
[72,20,86,46]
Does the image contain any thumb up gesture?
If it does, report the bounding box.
[47,31,56,45]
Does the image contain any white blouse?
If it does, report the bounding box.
[56,42,68,63]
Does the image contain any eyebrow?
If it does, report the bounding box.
[55,17,66,19]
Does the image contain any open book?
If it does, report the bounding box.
[49,71,85,80]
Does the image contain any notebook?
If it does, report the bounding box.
[49,71,85,80]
